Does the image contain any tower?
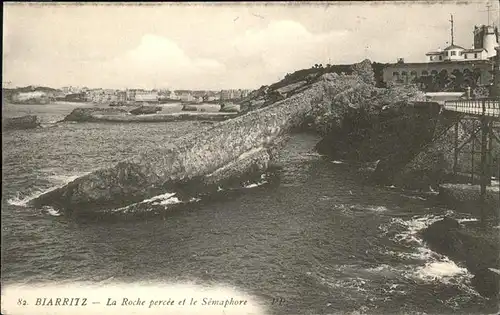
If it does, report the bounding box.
[474,25,499,58]
[492,46,500,97]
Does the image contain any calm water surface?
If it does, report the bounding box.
[2,103,497,314]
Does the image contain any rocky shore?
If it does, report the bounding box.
[62,106,237,123]
[3,115,41,130]
[421,217,499,299]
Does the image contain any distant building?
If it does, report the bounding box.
[85,88,121,103]
[203,92,219,102]
[117,91,127,103]
[178,91,194,102]
[383,18,498,88]
[166,91,180,100]
[126,89,136,101]
[220,89,252,100]
[135,90,158,102]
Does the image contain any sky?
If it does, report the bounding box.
[3,1,500,90]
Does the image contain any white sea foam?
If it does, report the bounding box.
[243,180,268,189]
[8,171,89,207]
[155,196,182,206]
[457,218,479,223]
[42,206,61,217]
[389,214,446,245]
[7,187,59,207]
[414,260,469,282]
[142,192,177,204]
[366,205,388,212]
[331,160,345,164]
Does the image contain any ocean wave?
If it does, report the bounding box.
[7,187,59,207]
[8,171,89,207]
[414,259,470,282]
[111,192,181,213]
[141,192,177,203]
[366,205,388,212]
[387,214,448,246]
[377,211,484,301]
[335,203,390,216]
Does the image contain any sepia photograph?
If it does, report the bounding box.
[1,1,500,314]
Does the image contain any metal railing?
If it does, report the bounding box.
[444,99,500,118]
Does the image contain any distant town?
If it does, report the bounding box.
[2,86,254,106]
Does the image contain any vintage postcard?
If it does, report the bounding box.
[2,1,499,315]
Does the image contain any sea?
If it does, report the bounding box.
[2,102,498,315]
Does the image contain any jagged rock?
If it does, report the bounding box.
[129,105,162,115]
[275,81,307,95]
[266,90,286,104]
[352,59,375,85]
[421,218,500,298]
[438,183,500,219]
[3,115,40,130]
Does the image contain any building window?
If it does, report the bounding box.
[422,70,429,76]
[451,51,456,56]
[464,54,468,59]
[439,56,443,60]
[445,51,449,56]
[392,71,399,77]
[474,53,478,58]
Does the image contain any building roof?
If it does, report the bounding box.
[425,51,443,55]
[462,48,486,52]
[443,44,465,50]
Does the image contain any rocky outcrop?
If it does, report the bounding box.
[62,107,235,123]
[63,107,129,122]
[3,115,41,130]
[129,105,162,115]
[438,183,500,219]
[420,218,500,298]
[31,69,368,213]
[182,104,199,112]
[220,103,241,113]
